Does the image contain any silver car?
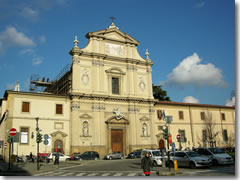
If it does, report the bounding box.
[169,151,212,168]
[104,151,124,160]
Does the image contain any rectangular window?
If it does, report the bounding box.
[178,129,186,142]
[221,113,225,121]
[157,110,163,120]
[112,77,120,94]
[202,130,207,141]
[20,127,28,144]
[200,112,205,120]
[56,104,63,114]
[179,111,184,120]
[22,102,30,112]
[223,130,228,142]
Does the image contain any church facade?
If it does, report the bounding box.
[0,23,235,159]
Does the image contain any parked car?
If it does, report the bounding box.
[127,150,142,159]
[104,151,124,160]
[78,151,99,160]
[70,152,81,160]
[141,149,162,166]
[194,147,233,165]
[47,152,71,162]
[168,151,212,169]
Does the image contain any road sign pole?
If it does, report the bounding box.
[8,138,11,170]
[36,117,40,171]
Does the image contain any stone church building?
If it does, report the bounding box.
[0,23,235,158]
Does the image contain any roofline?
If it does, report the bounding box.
[4,90,69,99]
[156,101,235,109]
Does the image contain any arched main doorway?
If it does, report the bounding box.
[105,116,129,155]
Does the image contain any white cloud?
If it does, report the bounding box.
[21,7,39,21]
[0,27,35,47]
[183,96,200,104]
[19,48,34,55]
[39,35,46,43]
[225,96,235,106]
[195,2,205,8]
[32,56,43,65]
[162,53,228,88]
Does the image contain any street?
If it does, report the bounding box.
[0,158,235,176]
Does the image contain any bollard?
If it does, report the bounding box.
[174,160,178,171]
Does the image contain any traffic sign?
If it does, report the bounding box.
[43,134,49,139]
[43,139,49,145]
[9,128,17,136]
[172,142,176,153]
[168,134,172,144]
[177,134,181,140]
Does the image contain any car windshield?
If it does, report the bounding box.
[152,151,161,156]
[186,152,201,157]
[208,148,224,154]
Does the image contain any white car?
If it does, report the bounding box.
[141,149,162,166]
[47,152,71,162]
[195,148,233,165]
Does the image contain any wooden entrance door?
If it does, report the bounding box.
[111,129,123,152]
[159,139,165,149]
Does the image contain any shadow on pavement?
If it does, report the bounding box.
[0,159,31,176]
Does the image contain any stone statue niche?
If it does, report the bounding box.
[142,123,147,137]
[82,121,89,137]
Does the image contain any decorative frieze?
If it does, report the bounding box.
[92,60,104,66]
[126,65,137,71]
[149,109,155,113]
[92,105,105,111]
[71,103,80,111]
[128,107,140,112]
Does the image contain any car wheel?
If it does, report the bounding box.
[121,156,124,160]
[190,161,196,169]
[79,158,83,161]
[213,159,219,166]
[153,161,157,167]
[109,156,112,160]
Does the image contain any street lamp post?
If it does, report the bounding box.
[36,117,40,171]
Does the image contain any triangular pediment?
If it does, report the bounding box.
[86,27,139,46]
[50,131,68,137]
[80,113,92,119]
[139,116,150,121]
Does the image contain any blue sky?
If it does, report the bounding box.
[0,0,236,106]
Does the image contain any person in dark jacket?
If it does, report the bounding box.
[54,152,60,165]
[141,152,153,176]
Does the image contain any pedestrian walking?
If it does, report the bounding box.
[54,152,60,165]
[141,152,153,176]
[29,152,34,163]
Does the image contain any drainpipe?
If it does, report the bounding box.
[188,106,194,148]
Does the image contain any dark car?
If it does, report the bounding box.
[127,150,142,159]
[78,151,99,160]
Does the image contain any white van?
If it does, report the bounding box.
[141,149,162,166]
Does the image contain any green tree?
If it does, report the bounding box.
[152,84,171,101]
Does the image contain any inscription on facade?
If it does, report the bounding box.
[105,43,123,56]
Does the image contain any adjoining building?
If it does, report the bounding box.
[0,23,235,159]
